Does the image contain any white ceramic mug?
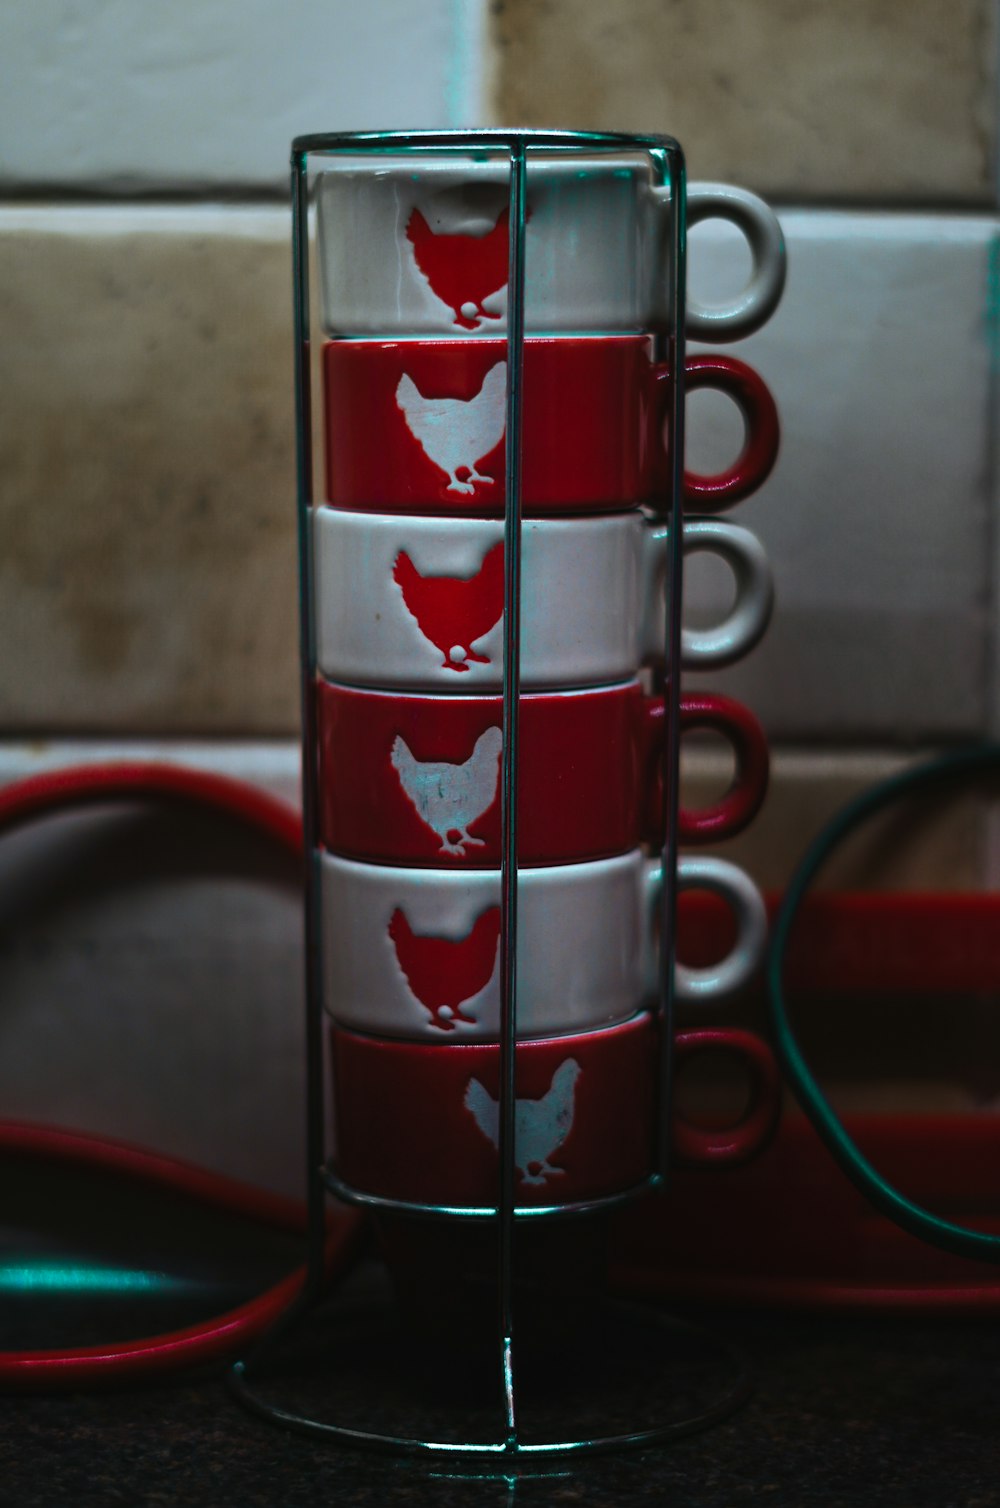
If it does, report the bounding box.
[312,509,772,691]
[320,848,767,1040]
[315,156,785,341]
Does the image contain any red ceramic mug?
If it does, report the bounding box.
[329,1017,780,1211]
[323,337,779,515]
[316,679,768,866]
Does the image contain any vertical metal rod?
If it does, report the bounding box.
[291,151,328,1301]
[655,147,687,1183]
[499,138,527,1448]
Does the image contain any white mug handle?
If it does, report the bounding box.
[674,857,768,1003]
[640,856,767,1003]
[640,517,774,670]
[686,183,787,342]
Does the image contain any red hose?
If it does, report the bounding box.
[0,760,366,1389]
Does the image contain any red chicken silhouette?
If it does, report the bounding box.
[389,906,500,1031]
[406,206,510,330]
[392,540,504,672]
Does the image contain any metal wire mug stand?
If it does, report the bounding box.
[229,127,750,1460]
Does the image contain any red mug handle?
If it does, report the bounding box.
[640,692,770,844]
[652,354,780,510]
[671,1027,781,1167]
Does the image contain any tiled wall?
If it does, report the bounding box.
[0,0,491,1187]
[2,2,998,1185]
[490,0,1000,892]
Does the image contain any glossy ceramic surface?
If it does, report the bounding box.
[312,509,773,690]
[323,338,779,513]
[330,1018,780,1208]
[316,680,769,864]
[319,848,767,1039]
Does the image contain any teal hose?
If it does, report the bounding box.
[767,743,1000,1262]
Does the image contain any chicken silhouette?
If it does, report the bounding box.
[389,906,500,1031]
[392,540,504,673]
[406,206,510,329]
[395,361,506,496]
[391,726,502,856]
[464,1059,582,1187]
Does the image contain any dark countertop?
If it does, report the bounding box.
[5,1297,1000,1508]
[4,1146,999,1507]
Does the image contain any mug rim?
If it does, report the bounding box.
[313,503,652,526]
[316,152,660,182]
[331,1003,652,1053]
[317,674,642,706]
[323,332,655,353]
[320,843,650,884]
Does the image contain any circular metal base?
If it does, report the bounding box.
[228,1272,751,1466]
[322,1163,659,1220]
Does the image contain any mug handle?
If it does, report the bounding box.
[678,692,769,842]
[640,516,774,670]
[685,183,787,341]
[638,856,766,1004]
[670,1028,782,1166]
[675,855,768,1003]
[683,355,780,509]
[650,354,780,509]
[638,692,770,844]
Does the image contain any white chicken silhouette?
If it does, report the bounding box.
[391,726,502,856]
[464,1059,581,1187]
[395,361,507,495]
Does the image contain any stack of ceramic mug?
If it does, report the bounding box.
[311,154,785,1211]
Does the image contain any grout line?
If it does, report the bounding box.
[445,0,493,126]
[0,202,290,236]
[0,739,967,771]
[1,201,999,244]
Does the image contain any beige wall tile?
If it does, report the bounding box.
[681,747,989,891]
[492,0,997,203]
[0,208,299,734]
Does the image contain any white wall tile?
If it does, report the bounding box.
[1,0,489,191]
[685,211,999,742]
